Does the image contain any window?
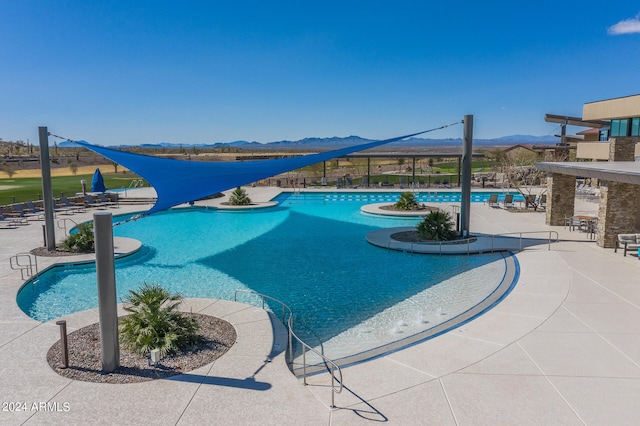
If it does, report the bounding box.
[631,117,640,137]
[611,119,630,137]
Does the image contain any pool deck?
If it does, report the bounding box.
[2,187,640,425]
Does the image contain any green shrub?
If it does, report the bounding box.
[119,283,201,357]
[228,187,252,206]
[417,211,456,241]
[61,222,94,252]
[394,192,420,210]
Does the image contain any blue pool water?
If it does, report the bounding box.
[18,191,516,360]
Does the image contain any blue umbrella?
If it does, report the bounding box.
[91,168,106,192]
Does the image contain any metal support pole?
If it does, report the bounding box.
[412,157,416,184]
[56,320,69,368]
[367,157,371,187]
[38,127,56,250]
[94,212,120,372]
[460,115,473,237]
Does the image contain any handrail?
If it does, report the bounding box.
[490,230,559,252]
[9,252,38,280]
[234,289,343,408]
[57,218,78,236]
[128,179,144,188]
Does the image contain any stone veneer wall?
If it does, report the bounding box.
[609,136,637,161]
[597,136,640,248]
[597,183,640,247]
[546,173,576,226]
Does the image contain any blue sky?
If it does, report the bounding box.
[2,1,640,146]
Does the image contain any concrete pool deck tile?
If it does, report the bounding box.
[457,342,544,376]
[564,270,630,304]
[534,306,594,333]
[330,379,456,425]
[195,299,255,320]
[331,356,436,403]
[490,292,565,319]
[177,297,220,314]
[563,302,640,334]
[382,332,502,377]
[547,376,640,426]
[178,356,328,425]
[449,310,548,346]
[0,326,73,406]
[599,332,640,365]
[35,379,198,426]
[519,331,640,378]
[441,373,583,426]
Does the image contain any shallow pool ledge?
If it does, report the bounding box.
[366,227,512,255]
[33,237,142,272]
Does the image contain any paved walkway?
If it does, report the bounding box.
[1,189,640,425]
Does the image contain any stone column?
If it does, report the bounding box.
[546,173,576,226]
[597,183,640,247]
[597,136,640,248]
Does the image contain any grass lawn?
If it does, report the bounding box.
[1,172,144,205]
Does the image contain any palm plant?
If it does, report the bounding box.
[119,283,201,357]
[61,222,94,252]
[394,192,420,210]
[417,210,456,241]
[228,187,252,206]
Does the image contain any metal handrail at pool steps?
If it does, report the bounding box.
[234,289,343,408]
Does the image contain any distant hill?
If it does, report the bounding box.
[59,134,558,150]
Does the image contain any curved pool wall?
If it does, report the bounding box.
[17,191,519,361]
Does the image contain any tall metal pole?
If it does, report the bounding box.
[460,115,473,237]
[94,212,120,372]
[38,127,56,250]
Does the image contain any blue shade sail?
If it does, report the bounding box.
[91,168,106,192]
[74,130,431,214]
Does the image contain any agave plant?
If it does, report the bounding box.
[119,283,201,357]
[417,210,456,241]
[394,192,420,210]
[228,187,252,206]
[61,222,94,252]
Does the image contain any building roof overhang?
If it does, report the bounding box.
[544,114,609,128]
[536,160,640,185]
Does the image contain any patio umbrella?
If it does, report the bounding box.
[91,168,106,192]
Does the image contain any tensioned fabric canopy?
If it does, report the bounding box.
[74,129,438,214]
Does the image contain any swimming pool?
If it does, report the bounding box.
[18,191,518,362]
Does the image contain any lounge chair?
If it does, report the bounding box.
[502,194,514,208]
[96,193,118,207]
[4,204,34,222]
[615,234,640,256]
[13,203,44,220]
[0,212,19,228]
[55,197,85,214]
[24,201,43,214]
[485,194,499,207]
[84,194,107,209]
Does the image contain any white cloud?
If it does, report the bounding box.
[608,14,640,35]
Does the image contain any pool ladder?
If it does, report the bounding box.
[10,252,39,281]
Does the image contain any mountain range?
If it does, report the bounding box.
[59,134,558,150]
